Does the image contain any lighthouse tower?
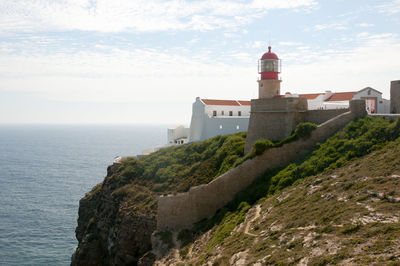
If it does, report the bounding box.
[245,45,307,153]
[258,46,281,99]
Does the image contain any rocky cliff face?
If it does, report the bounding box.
[71,164,156,266]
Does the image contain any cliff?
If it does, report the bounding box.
[71,163,156,265]
[71,133,248,265]
[72,117,400,265]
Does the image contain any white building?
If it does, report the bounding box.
[167,125,190,145]
[188,97,251,142]
[167,97,251,145]
[282,87,390,114]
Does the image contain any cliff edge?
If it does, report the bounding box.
[71,163,156,265]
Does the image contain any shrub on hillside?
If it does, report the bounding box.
[253,139,274,155]
[294,122,318,139]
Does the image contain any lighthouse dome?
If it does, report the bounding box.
[261,46,279,60]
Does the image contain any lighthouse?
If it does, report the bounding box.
[258,46,281,99]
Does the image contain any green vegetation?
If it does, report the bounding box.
[267,117,400,194]
[206,202,250,251]
[293,122,318,139]
[118,132,247,194]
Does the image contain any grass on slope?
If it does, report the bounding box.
[189,117,400,255]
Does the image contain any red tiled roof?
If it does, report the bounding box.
[238,100,251,106]
[201,99,250,106]
[326,92,355,101]
[298,93,323,100]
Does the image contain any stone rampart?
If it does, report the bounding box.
[157,100,366,230]
[390,80,400,113]
[244,97,308,153]
[306,109,348,125]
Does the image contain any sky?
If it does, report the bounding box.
[0,0,399,125]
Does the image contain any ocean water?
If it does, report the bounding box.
[0,125,166,265]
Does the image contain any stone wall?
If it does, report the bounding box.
[244,97,349,154]
[391,80,400,114]
[157,100,366,230]
[305,109,348,125]
[244,97,308,153]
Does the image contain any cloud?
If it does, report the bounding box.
[0,47,256,103]
[357,23,374,28]
[379,0,400,14]
[311,22,347,31]
[0,0,318,33]
[278,41,301,46]
[283,33,400,98]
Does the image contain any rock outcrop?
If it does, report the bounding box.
[71,164,156,266]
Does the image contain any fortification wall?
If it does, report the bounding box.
[157,100,366,230]
[306,109,348,125]
[390,80,400,114]
[244,98,308,153]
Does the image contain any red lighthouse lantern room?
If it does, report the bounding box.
[258,46,281,80]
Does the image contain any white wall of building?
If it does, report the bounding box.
[204,104,250,117]
[322,101,349,109]
[189,98,207,142]
[189,97,250,142]
[168,125,190,145]
[201,117,249,141]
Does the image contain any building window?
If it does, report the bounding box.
[229,111,233,116]
[219,125,222,129]
[221,110,224,116]
[238,111,241,116]
[213,110,217,116]
[236,125,240,130]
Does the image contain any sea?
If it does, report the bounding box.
[0,124,166,265]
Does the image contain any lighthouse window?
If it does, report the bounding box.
[238,111,241,116]
[229,111,233,116]
[213,110,217,116]
[261,59,279,72]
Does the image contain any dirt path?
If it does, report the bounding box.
[244,205,261,237]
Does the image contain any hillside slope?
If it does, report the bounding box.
[155,131,400,265]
